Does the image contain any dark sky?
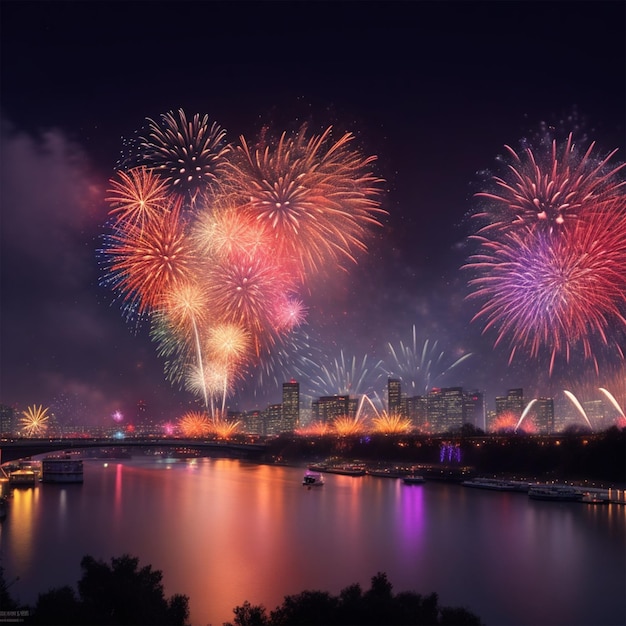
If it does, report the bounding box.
[1,0,625,426]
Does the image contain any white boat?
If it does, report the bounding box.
[41,457,84,484]
[302,471,324,487]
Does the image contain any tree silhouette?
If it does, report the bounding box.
[27,554,189,626]
[225,572,483,626]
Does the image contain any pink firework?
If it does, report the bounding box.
[466,195,626,374]
[475,133,626,228]
[206,248,297,353]
[223,125,385,279]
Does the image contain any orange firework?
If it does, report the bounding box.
[106,166,170,228]
[333,416,366,436]
[179,411,212,437]
[207,323,251,369]
[296,421,331,436]
[20,405,50,436]
[371,411,413,434]
[224,125,386,279]
[104,197,197,315]
[192,201,269,260]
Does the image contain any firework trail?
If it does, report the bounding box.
[383,326,472,395]
[466,131,626,376]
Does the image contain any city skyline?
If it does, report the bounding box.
[1,1,625,426]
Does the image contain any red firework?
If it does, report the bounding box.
[104,197,197,315]
[223,125,385,279]
[475,133,626,228]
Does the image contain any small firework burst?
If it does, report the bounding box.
[371,411,413,434]
[20,405,50,436]
[106,166,170,229]
[178,411,212,437]
[138,109,230,201]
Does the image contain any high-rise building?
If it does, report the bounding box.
[311,395,355,424]
[464,390,486,430]
[494,388,524,424]
[427,387,466,432]
[534,397,555,434]
[387,378,402,414]
[263,404,283,436]
[404,395,428,429]
[241,410,264,436]
[282,379,300,432]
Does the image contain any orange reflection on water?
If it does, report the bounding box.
[9,487,39,568]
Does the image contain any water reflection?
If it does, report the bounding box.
[1,459,624,626]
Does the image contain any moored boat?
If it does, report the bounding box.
[528,485,583,502]
[462,477,530,492]
[9,469,37,487]
[403,475,425,485]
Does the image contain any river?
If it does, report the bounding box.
[1,456,624,626]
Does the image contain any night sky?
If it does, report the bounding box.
[1,1,625,427]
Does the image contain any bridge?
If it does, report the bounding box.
[0,437,269,464]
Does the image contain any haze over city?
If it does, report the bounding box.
[1,1,625,430]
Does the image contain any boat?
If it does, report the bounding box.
[366,467,405,479]
[302,471,324,487]
[461,477,530,492]
[402,475,425,485]
[528,485,583,502]
[8,469,37,487]
[0,496,7,520]
[308,461,366,476]
[41,457,84,484]
[580,492,609,505]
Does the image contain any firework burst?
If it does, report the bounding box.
[307,350,385,399]
[138,109,230,202]
[466,196,626,374]
[371,411,413,434]
[467,129,626,376]
[102,197,197,317]
[106,167,170,229]
[384,326,472,395]
[178,411,212,437]
[20,405,50,436]
[475,133,626,228]
[223,125,386,279]
[333,415,366,436]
